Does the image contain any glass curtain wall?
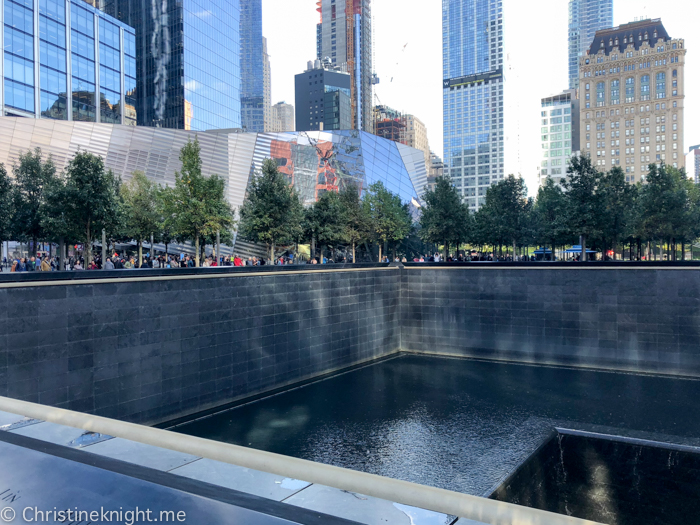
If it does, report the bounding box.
[70,0,96,121]
[39,0,68,119]
[4,0,36,114]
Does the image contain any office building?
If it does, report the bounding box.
[687,146,700,183]
[101,0,241,130]
[568,0,613,89]
[1,0,135,124]
[579,19,686,182]
[374,105,405,144]
[240,0,266,132]
[442,0,504,210]
[0,117,427,255]
[539,89,580,187]
[295,60,351,132]
[262,37,272,131]
[405,115,430,174]
[427,152,444,193]
[271,102,295,132]
[316,0,373,132]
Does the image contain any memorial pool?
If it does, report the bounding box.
[171,354,700,498]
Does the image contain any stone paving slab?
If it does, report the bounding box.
[282,483,456,525]
[170,458,311,502]
[83,437,200,471]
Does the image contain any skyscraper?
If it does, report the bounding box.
[2,0,135,125]
[271,102,295,132]
[568,0,613,89]
[539,89,580,187]
[262,37,272,131]
[295,60,351,132]
[316,0,373,132]
[442,0,504,210]
[240,0,265,132]
[578,19,686,181]
[102,0,241,130]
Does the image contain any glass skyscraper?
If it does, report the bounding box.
[568,0,613,89]
[316,0,373,132]
[442,0,504,209]
[2,0,135,124]
[102,0,241,130]
[240,0,265,132]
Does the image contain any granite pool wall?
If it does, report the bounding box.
[2,262,700,424]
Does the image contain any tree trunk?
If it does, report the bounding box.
[85,220,92,266]
[378,243,383,263]
[352,241,356,265]
[195,235,200,267]
[512,241,516,261]
[581,235,587,262]
[165,242,168,258]
[138,239,143,267]
[311,236,316,262]
[443,242,448,261]
[682,241,685,261]
[271,242,275,263]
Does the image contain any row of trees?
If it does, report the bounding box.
[419,156,700,261]
[238,159,412,262]
[0,140,233,267]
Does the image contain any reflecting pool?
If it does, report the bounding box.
[171,354,700,497]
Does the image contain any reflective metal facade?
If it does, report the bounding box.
[101,0,241,130]
[1,0,135,124]
[0,117,426,253]
[442,0,504,210]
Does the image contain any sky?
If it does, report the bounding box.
[263,0,700,196]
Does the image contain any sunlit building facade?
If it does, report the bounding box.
[442,0,504,209]
[579,19,686,182]
[539,89,580,187]
[1,0,135,124]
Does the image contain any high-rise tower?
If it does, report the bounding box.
[240,0,266,132]
[568,0,613,89]
[315,0,372,132]
[101,0,241,130]
[442,0,504,210]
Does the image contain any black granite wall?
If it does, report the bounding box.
[0,266,400,424]
[400,265,700,377]
[3,264,700,424]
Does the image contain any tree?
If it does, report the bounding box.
[62,151,121,266]
[304,190,347,263]
[121,172,161,266]
[598,166,635,259]
[533,177,568,260]
[479,175,529,257]
[157,185,177,258]
[562,155,603,261]
[164,138,235,266]
[637,163,690,260]
[362,181,412,261]
[41,170,81,263]
[12,148,56,254]
[339,184,368,263]
[419,176,471,259]
[0,163,14,263]
[238,158,304,261]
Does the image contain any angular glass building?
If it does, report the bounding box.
[0,117,426,254]
[101,0,241,130]
[442,0,504,210]
[568,0,613,89]
[1,0,135,124]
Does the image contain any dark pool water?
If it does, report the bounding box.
[172,354,700,496]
